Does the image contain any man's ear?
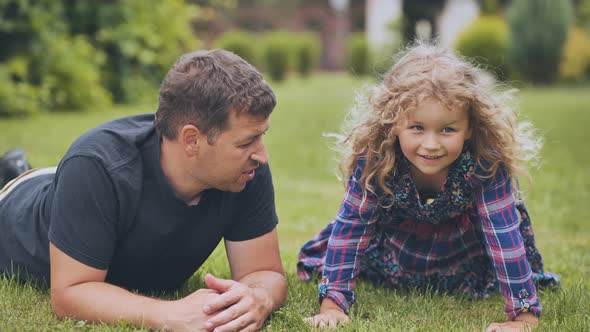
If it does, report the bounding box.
[179,124,202,156]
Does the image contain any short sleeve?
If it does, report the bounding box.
[48,156,118,270]
[224,163,278,241]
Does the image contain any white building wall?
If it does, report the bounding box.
[366,0,402,50]
[436,0,480,49]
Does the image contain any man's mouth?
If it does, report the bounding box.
[242,169,256,179]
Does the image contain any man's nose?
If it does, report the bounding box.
[251,141,268,165]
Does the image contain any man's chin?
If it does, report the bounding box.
[225,181,248,193]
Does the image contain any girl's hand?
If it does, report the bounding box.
[486,313,538,332]
[304,309,350,328]
[304,298,351,328]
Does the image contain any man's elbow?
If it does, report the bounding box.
[50,288,73,319]
[273,271,288,309]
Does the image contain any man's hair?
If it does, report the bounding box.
[156,49,276,142]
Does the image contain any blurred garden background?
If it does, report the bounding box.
[1,0,589,331]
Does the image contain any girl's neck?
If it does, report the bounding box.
[409,167,449,197]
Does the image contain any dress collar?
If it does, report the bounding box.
[381,146,485,224]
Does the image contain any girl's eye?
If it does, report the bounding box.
[442,127,455,133]
[411,125,424,131]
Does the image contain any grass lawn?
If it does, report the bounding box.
[1,74,589,331]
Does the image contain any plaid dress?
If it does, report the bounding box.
[297,149,559,320]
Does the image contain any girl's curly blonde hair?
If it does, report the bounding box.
[334,41,541,201]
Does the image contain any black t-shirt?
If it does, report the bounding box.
[0,114,278,292]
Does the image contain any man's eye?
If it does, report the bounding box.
[238,142,252,148]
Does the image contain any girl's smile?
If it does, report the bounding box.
[397,98,472,189]
[419,154,444,160]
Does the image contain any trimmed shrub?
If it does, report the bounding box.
[261,32,290,82]
[507,0,573,84]
[559,27,590,82]
[292,32,320,77]
[346,33,370,76]
[215,30,259,68]
[455,16,509,81]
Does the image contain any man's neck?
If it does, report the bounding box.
[159,137,206,204]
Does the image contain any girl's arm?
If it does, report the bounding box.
[475,165,541,321]
[316,160,380,316]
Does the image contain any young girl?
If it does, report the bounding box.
[298,43,559,331]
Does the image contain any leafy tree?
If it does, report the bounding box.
[0,0,109,114]
[69,0,198,102]
[0,0,200,116]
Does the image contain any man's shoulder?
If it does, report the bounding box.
[64,114,156,171]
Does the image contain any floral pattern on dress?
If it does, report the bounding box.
[358,148,558,299]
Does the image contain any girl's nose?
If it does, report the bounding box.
[422,133,441,150]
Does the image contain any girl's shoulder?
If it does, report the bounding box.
[471,159,515,193]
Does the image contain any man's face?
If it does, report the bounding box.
[193,111,270,192]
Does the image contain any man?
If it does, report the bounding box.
[0,49,286,332]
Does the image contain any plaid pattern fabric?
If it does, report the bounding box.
[298,158,545,320]
[475,166,540,319]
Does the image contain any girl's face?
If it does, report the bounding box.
[397,98,472,187]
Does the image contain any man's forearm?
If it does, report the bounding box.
[51,281,169,329]
[238,270,287,311]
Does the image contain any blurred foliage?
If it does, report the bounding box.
[346,33,370,76]
[292,32,320,77]
[215,30,259,67]
[188,0,237,10]
[0,0,111,114]
[574,0,590,30]
[559,27,590,82]
[79,0,198,102]
[370,17,404,78]
[480,0,502,15]
[507,0,573,84]
[0,63,41,117]
[455,15,509,81]
[214,29,320,80]
[35,34,111,111]
[0,0,199,117]
[261,31,290,82]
